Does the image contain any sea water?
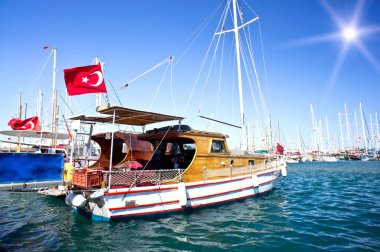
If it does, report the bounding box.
[1,161,379,251]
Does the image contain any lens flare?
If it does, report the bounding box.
[343,27,357,41]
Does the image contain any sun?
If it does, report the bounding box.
[290,0,380,80]
[343,27,357,41]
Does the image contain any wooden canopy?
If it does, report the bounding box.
[70,106,184,126]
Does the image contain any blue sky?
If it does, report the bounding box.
[0,0,379,149]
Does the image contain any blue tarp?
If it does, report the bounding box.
[0,153,64,184]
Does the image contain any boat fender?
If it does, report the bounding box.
[90,188,106,199]
[178,182,187,208]
[252,174,259,188]
[63,162,73,181]
[281,165,287,177]
[65,193,87,208]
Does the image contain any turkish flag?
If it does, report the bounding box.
[8,116,41,131]
[63,64,107,96]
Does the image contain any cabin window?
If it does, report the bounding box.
[183,143,196,151]
[147,140,196,170]
[249,160,255,166]
[122,143,128,153]
[210,140,226,153]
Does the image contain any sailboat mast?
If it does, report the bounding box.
[344,104,350,144]
[360,102,367,151]
[310,104,317,150]
[297,125,301,151]
[51,48,58,145]
[376,112,380,151]
[339,112,344,150]
[95,57,102,110]
[17,93,22,152]
[354,110,359,148]
[18,92,22,119]
[370,113,374,149]
[325,116,331,152]
[232,0,246,150]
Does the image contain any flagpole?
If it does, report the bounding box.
[51,47,57,146]
[17,92,22,152]
[39,90,43,151]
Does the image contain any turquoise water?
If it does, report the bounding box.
[1,161,380,251]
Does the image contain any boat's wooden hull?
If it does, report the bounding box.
[68,165,285,221]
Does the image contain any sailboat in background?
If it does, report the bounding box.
[360,102,377,161]
[0,47,70,191]
[65,0,287,221]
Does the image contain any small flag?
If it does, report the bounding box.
[43,45,51,50]
[8,116,41,131]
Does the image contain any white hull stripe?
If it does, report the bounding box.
[108,175,279,212]
[105,169,279,196]
[109,186,275,219]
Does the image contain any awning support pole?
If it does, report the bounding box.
[108,109,116,190]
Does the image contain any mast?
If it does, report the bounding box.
[318,119,323,152]
[17,93,22,152]
[39,90,44,149]
[18,92,22,120]
[325,116,331,152]
[252,117,255,151]
[360,102,367,152]
[51,48,58,145]
[232,0,246,150]
[297,125,301,152]
[95,57,102,110]
[344,104,350,145]
[310,104,317,150]
[370,113,374,149]
[339,112,344,150]
[354,110,359,149]
[376,112,380,152]
[24,103,28,119]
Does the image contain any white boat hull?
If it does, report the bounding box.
[68,166,284,221]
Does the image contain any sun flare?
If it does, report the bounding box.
[343,27,357,41]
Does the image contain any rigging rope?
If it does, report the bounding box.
[169,58,177,116]
[149,59,171,110]
[24,50,53,104]
[121,124,175,199]
[183,0,231,116]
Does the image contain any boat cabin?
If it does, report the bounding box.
[69,106,270,188]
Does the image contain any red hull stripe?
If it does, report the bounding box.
[108,176,279,212]
[191,187,274,209]
[110,206,184,218]
[109,200,179,211]
[105,170,278,196]
[189,176,278,201]
[105,186,177,196]
[186,169,278,189]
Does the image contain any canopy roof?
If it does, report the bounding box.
[70,106,184,126]
[0,130,69,139]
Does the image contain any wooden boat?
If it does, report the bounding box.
[65,106,286,221]
[65,0,287,220]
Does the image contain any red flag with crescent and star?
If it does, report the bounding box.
[63,64,107,96]
[8,116,41,131]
